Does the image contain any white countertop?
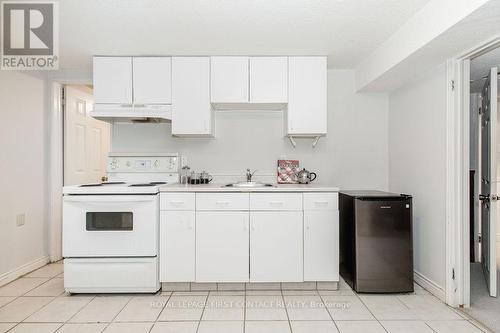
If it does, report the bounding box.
[159,183,339,192]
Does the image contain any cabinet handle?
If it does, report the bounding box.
[134,104,146,108]
[314,201,329,206]
[120,104,133,108]
[169,201,185,205]
[251,220,255,231]
[215,201,230,205]
[243,220,248,231]
[188,220,193,230]
[268,201,284,206]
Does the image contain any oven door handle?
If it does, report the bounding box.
[64,196,155,203]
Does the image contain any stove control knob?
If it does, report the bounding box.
[154,160,160,168]
[126,161,131,167]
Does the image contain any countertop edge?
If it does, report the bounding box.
[159,184,340,192]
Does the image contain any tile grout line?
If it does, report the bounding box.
[280,288,294,333]
[195,291,209,333]
[3,273,65,333]
[148,291,172,333]
[19,286,66,323]
[0,296,17,311]
[243,287,246,333]
[58,292,96,323]
[101,294,135,331]
[452,308,494,333]
[355,293,389,333]
[423,321,439,333]
[317,290,341,332]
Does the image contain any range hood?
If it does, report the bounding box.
[90,104,172,123]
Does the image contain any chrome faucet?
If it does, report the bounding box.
[246,168,257,182]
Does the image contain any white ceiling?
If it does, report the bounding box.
[58,0,431,70]
[471,47,500,93]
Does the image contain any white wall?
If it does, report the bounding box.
[0,71,48,283]
[112,70,389,189]
[388,64,447,291]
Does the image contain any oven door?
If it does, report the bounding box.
[63,195,158,257]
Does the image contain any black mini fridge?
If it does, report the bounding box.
[339,191,413,293]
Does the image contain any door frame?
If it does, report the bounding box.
[47,72,92,262]
[448,34,500,308]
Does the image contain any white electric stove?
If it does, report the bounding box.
[62,153,179,293]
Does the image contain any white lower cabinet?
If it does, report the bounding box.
[195,211,249,282]
[160,211,195,282]
[303,193,339,281]
[250,211,303,282]
[159,192,339,284]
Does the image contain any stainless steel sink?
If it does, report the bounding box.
[223,182,274,188]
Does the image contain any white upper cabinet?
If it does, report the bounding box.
[287,56,327,136]
[132,57,172,104]
[172,57,213,137]
[211,56,249,103]
[92,55,327,136]
[249,57,288,103]
[93,57,133,104]
[93,56,172,106]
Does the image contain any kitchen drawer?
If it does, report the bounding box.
[161,193,195,211]
[250,193,302,211]
[304,193,338,210]
[196,193,249,211]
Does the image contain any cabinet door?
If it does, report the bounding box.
[250,212,303,282]
[160,211,195,282]
[133,57,172,104]
[287,56,327,135]
[249,57,287,103]
[172,57,213,136]
[196,211,249,282]
[304,210,339,281]
[93,57,133,104]
[210,56,249,103]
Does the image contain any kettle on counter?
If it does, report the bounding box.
[296,168,317,184]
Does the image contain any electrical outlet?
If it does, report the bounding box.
[16,213,25,227]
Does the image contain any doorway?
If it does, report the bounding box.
[48,83,111,262]
[462,46,500,331]
[63,84,110,185]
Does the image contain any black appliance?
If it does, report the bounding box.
[339,191,413,293]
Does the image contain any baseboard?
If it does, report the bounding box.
[0,256,49,287]
[414,270,445,302]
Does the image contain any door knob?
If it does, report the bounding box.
[479,194,499,202]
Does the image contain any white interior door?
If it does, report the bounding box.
[479,67,498,297]
[64,85,110,185]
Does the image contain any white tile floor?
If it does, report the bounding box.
[0,262,491,333]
